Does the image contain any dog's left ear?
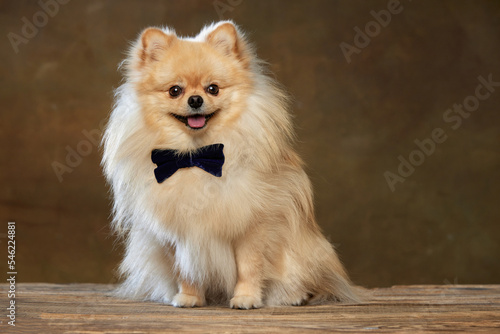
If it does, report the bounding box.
[206,22,250,63]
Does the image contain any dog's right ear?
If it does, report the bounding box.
[139,28,175,63]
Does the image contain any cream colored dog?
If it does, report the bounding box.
[102,21,360,309]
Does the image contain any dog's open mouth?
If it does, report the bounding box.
[170,111,217,130]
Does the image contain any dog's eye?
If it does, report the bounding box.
[206,84,219,96]
[169,85,183,97]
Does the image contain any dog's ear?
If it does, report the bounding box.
[140,28,176,63]
[206,22,249,61]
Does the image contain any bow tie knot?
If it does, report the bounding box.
[151,144,225,183]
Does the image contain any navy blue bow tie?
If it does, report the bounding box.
[151,144,225,183]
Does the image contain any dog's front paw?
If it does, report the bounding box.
[230,295,263,309]
[172,293,205,308]
[287,291,313,306]
[290,294,309,306]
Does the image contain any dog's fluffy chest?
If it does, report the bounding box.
[147,158,261,238]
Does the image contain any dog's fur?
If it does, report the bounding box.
[102,21,360,308]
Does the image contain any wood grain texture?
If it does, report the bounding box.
[0,284,499,333]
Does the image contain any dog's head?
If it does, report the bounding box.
[127,21,254,148]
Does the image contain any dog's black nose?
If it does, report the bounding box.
[188,95,203,109]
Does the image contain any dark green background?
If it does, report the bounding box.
[1,0,499,287]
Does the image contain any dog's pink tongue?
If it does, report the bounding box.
[187,115,206,128]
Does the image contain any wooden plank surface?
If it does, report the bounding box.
[0,284,499,333]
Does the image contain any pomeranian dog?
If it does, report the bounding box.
[102,21,360,309]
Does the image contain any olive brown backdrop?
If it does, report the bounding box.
[1,0,499,287]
